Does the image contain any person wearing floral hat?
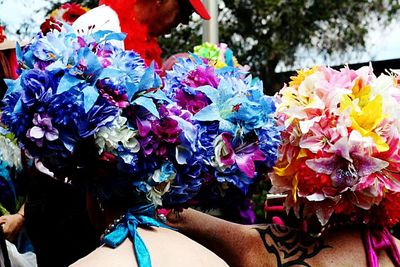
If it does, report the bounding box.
[167,65,400,267]
[2,5,229,267]
[20,2,211,266]
[98,0,211,66]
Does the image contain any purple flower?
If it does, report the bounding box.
[175,89,209,115]
[153,117,182,143]
[96,79,129,108]
[26,113,59,147]
[184,66,220,88]
[214,132,266,178]
[133,105,184,158]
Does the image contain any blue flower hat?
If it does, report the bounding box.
[1,22,205,266]
[162,52,282,222]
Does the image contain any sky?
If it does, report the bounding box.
[1,0,400,72]
[0,0,52,36]
[276,19,400,72]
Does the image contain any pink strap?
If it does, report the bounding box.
[264,206,284,212]
[363,227,400,267]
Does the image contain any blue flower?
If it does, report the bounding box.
[215,166,253,194]
[112,50,145,79]
[69,47,102,82]
[20,69,55,107]
[164,57,202,99]
[79,98,118,138]
[162,51,282,213]
[256,127,281,169]
[1,92,31,138]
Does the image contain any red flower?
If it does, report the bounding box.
[373,192,400,227]
[40,18,62,35]
[61,3,87,24]
[0,26,6,44]
[297,160,333,196]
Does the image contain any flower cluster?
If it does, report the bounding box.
[49,3,89,25]
[163,52,281,212]
[193,42,249,71]
[270,65,400,228]
[1,26,204,209]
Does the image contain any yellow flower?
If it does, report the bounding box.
[50,9,60,18]
[213,60,227,69]
[233,57,240,67]
[273,148,308,202]
[349,78,371,108]
[341,94,388,152]
[289,66,319,89]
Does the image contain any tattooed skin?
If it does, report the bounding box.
[255,225,330,267]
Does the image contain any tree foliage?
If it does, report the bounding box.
[160,0,400,93]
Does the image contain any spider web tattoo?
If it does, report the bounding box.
[255,225,331,267]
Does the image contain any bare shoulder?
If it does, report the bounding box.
[69,239,138,267]
[70,227,228,267]
[250,224,400,267]
[247,224,371,267]
[139,227,228,267]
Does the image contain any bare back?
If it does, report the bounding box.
[70,227,228,267]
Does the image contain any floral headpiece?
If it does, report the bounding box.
[1,25,207,211]
[270,65,400,229]
[163,52,281,216]
[40,3,89,36]
[193,42,249,71]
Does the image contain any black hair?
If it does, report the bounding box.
[177,0,194,24]
[0,78,7,105]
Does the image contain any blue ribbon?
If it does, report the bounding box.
[102,204,166,267]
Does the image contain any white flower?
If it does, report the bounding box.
[95,114,139,154]
[146,182,172,206]
[0,134,22,171]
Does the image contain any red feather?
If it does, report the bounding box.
[98,0,162,66]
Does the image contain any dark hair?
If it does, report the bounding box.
[0,78,6,103]
[177,0,194,24]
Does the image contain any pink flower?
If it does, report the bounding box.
[184,66,220,88]
[175,89,209,114]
